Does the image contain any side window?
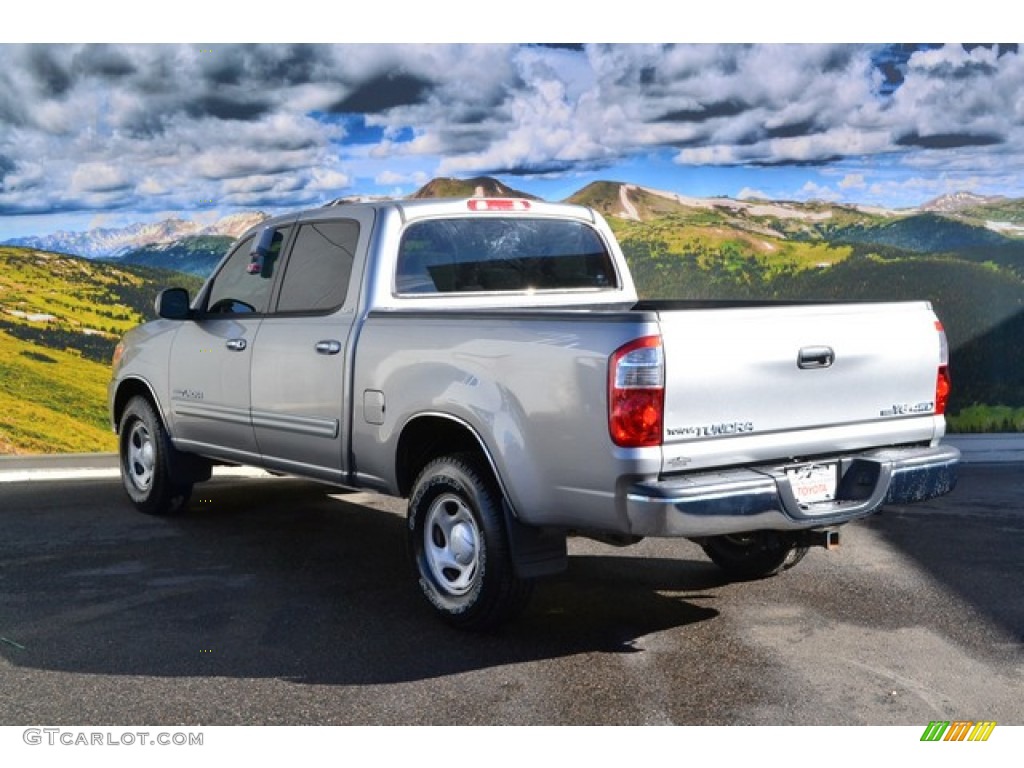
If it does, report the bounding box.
[276,219,359,313]
[205,229,288,315]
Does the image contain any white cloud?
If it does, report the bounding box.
[137,177,169,196]
[70,162,129,194]
[307,168,352,192]
[2,43,1024,218]
[738,187,769,200]
[838,173,866,189]
[865,174,974,203]
[193,148,312,181]
[1,160,44,192]
[374,169,427,186]
[797,181,841,201]
[222,175,288,195]
[675,145,744,165]
[220,173,306,207]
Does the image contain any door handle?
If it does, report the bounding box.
[315,340,342,355]
[225,338,247,352]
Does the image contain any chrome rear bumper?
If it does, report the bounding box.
[625,443,960,537]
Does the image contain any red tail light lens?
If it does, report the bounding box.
[935,321,951,415]
[609,336,664,447]
[935,365,951,415]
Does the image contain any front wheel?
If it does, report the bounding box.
[118,396,193,515]
[408,453,533,630]
[700,531,808,580]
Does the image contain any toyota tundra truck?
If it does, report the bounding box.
[108,197,959,629]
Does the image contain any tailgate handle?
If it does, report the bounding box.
[798,346,834,369]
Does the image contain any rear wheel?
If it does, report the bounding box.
[701,531,808,580]
[408,453,533,630]
[118,396,193,515]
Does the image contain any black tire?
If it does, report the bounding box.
[408,453,533,630]
[118,396,193,515]
[700,531,808,580]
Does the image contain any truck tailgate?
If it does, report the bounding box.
[656,301,945,472]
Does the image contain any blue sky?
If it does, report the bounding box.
[1,36,1022,239]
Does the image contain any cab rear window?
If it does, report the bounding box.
[396,217,618,294]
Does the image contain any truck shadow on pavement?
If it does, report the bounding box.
[866,464,1024,648]
[1,477,722,686]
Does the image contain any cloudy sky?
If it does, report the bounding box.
[1,41,1022,238]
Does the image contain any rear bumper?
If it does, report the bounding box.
[624,443,959,537]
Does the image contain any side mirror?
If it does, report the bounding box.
[155,287,192,320]
[247,226,276,275]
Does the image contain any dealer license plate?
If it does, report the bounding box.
[787,462,838,505]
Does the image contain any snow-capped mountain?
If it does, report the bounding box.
[4,212,267,259]
[920,191,1002,213]
[200,212,269,238]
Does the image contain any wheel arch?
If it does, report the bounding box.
[396,412,568,580]
[112,376,164,434]
[115,377,211,487]
[395,413,504,501]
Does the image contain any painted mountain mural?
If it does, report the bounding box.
[1,176,1022,453]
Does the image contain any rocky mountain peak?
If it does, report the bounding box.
[920,191,999,212]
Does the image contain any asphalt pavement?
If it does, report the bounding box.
[0,464,1021,725]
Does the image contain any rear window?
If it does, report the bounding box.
[396,217,618,294]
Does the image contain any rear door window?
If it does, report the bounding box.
[276,219,360,313]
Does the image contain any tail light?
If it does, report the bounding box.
[935,366,951,415]
[935,321,951,415]
[609,336,664,447]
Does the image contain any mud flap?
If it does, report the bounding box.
[501,500,568,579]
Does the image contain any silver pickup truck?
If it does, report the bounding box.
[109,197,959,629]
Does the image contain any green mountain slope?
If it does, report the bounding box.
[113,234,233,277]
[949,197,1024,228]
[410,176,540,200]
[0,247,202,454]
[0,331,116,453]
[4,177,1024,448]
[823,212,1022,253]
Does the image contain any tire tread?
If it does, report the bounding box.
[408,452,533,630]
[118,396,193,516]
